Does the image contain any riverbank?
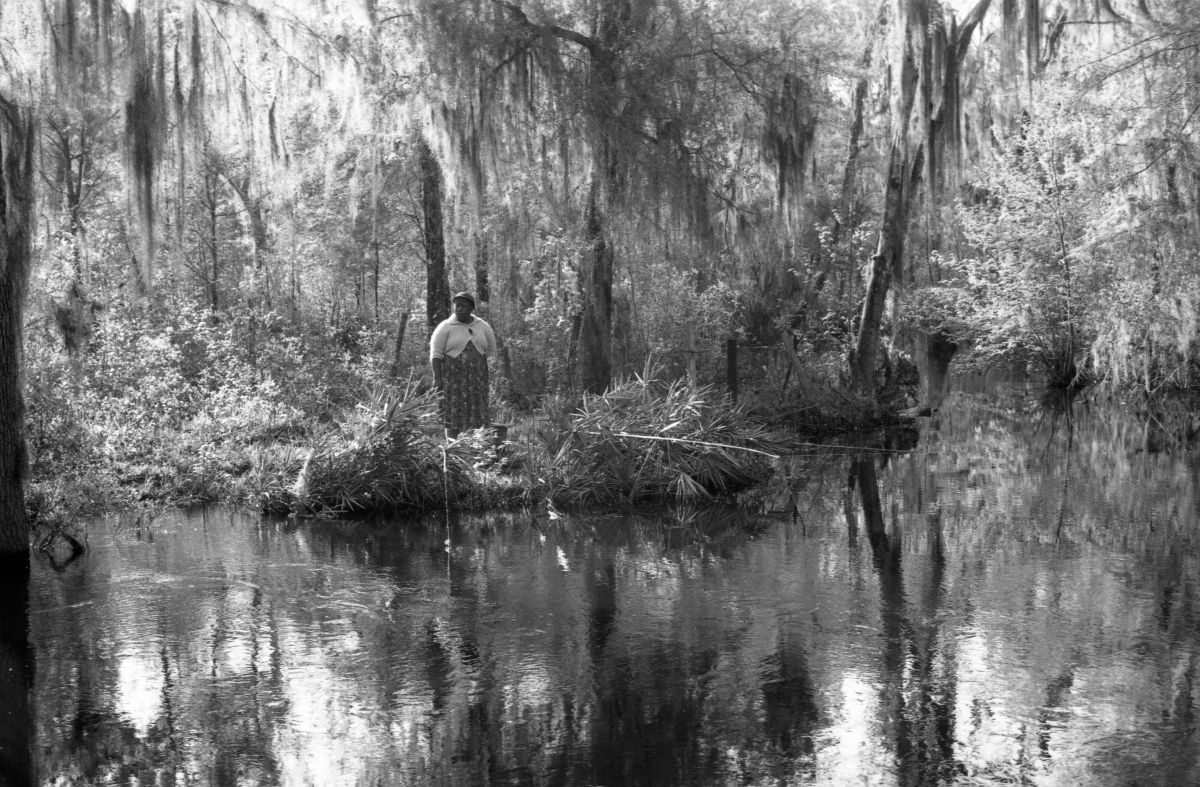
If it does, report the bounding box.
[27,373,814,541]
[29,360,1200,562]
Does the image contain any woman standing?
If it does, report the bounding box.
[429,292,498,439]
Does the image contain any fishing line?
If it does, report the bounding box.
[441,441,451,574]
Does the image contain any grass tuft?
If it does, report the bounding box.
[546,372,780,508]
[286,386,467,516]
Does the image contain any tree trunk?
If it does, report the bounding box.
[126,6,158,301]
[573,7,627,397]
[835,1,890,245]
[220,169,272,310]
[859,0,991,404]
[0,97,35,787]
[849,0,996,402]
[849,0,923,400]
[499,340,513,386]
[579,178,613,395]
[390,312,409,379]
[851,139,912,397]
[201,165,221,313]
[914,329,958,411]
[419,136,450,330]
[47,115,92,286]
[0,99,34,555]
[474,231,490,304]
[567,313,582,390]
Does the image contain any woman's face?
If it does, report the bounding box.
[453,298,474,321]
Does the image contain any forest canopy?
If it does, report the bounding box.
[1,0,1199,525]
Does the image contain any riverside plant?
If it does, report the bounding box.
[546,372,780,508]
[285,386,470,516]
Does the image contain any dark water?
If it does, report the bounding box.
[29,386,1200,786]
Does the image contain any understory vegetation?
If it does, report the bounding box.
[6,0,1200,542]
[24,303,790,531]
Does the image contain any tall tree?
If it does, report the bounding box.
[419,135,451,329]
[0,98,35,554]
[850,0,992,401]
[0,94,36,787]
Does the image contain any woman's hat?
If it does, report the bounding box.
[452,291,475,307]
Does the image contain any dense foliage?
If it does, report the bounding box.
[1,0,1199,524]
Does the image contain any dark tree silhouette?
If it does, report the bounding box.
[0,94,36,787]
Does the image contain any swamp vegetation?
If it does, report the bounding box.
[1,0,1197,542]
[1,1,1200,783]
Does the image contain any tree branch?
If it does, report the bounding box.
[953,0,994,63]
[491,0,600,55]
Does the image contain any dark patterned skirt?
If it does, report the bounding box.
[441,342,490,432]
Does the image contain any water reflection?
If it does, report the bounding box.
[1,553,33,786]
[30,388,1200,785]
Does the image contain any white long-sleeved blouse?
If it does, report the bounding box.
[429,316,497,361]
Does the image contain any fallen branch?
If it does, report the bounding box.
[580,430,781,459]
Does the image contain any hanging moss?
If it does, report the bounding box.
[123,5,161,295]
[761,72,817,212]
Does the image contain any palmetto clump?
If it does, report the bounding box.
[548,373,779,508]
[291,387,467,516]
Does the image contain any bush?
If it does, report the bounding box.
[546,371,779,507]
[285,387,465,516]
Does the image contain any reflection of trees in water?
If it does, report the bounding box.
[31,431,1200,786]
[0,556,33,786]
[759,628,819,774]
[402,510,826,785]
[34,527,290,784]
[589,553,702,787]
[852,453,961,786]
[203,568,285,786]
[870,390,1200,783]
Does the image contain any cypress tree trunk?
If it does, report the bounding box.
[125,6,159,300]
[851,0,993,402]
[419,137,450,329]
[579,178,613,395]
[852,138,916,398]
[0,96,36,787]
[574,7,625,397]
[913,329,958,412]
[0,100,33,559]
[853,0,991,403]
[220,170,272,309]
[850,0,921,400]
[836,1,889,246]
[474,232,490,304]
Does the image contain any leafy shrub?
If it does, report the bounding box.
[25,296,353,513]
